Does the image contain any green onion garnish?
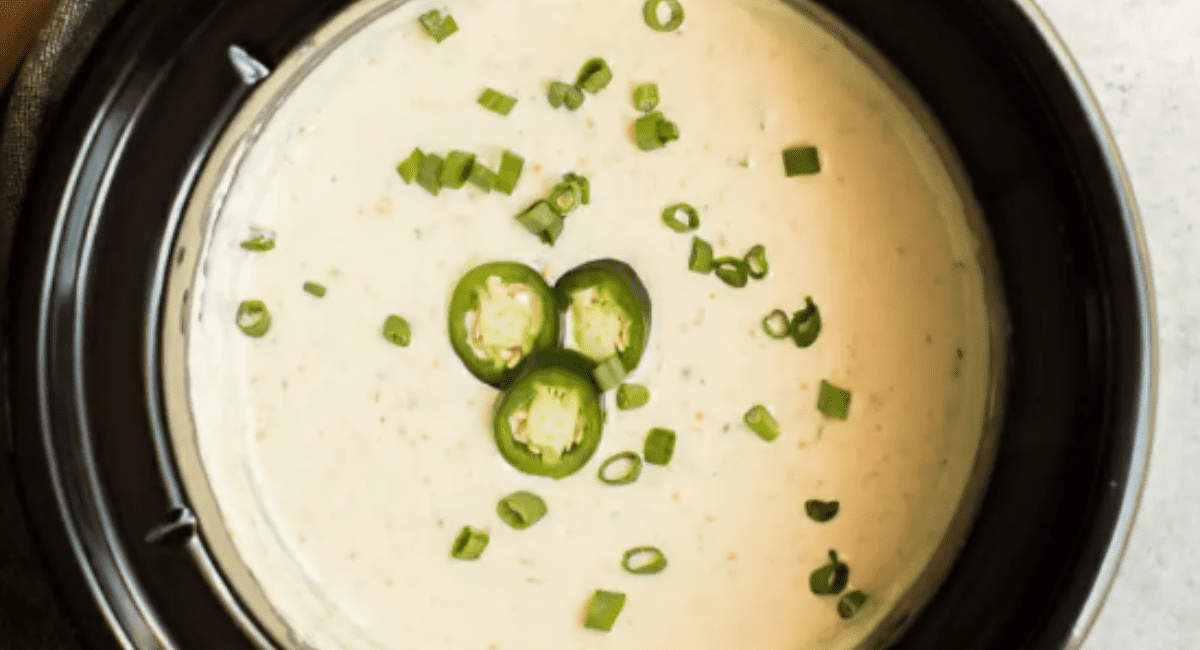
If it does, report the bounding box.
[689,236,714,273]
[633,83,660,112]
[548,81,572,108]
[303,282,326,298]
[563,172,591,205]
[634,111,671,151]
[838,590,868,619]
[451,526,488,560]
[762,310,790,339]
[495,150,524,194]
[621,547,668,575]
[616,383,650,410]
[713,257,750,288]
[810,550,849,595]
[396,147,424,184]
[382,314,412,347]
[593,354,628,392]
[790,297,822,348]
[643,0,685,32]
[805,499,840,522]
[417,152,445,196]
[598,451,642,485]
[439,150,476,190]
[418,9,458,43]
[478,88,517,116]
[236,300,271,338]
[643,428,676,465]
[577,58,613,94]
[744,404,780,441]
[584,590,626,631]
[744,244,768,279]
[496,491,548,530]
[549,179,584,216]
[468,162,496,192]
[565,85,586,110]
[657,118,680,143]
[817,380,851,419]
[516,200,565,245]
[783,145,821,176]
[661,203,699,233]
[240,232,276,251]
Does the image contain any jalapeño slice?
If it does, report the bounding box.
[448,262,560,388]
[554,259,651,379]
[493,349,604,479]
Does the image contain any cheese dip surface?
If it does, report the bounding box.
[169,0,1004,649]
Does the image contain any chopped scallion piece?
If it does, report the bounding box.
[396,147,424,184]
[584,590,626,631]
[417,152,445,196]
[577,58,613,95]
[783,145,821,176]
[549,179,584,216]
[240,231,276,251]
[565,85,586,110]
[478,88,517,115]
[805,499,840,522]
[495,150,525,194]
[634,111,668,151]
[838,590,868,619]
[689,236,714,273]
[468,162,496,192]
[643,428,676,465]
[633,83,660,112]
[643,0,685,32]
[450,526,488,560]
[810,550,850,595]
[745,244,768,279]
[236,300,271,338]
[713,257,750,288]
[418,9,458,43]
[616,383,650,410]
[598,451,642,485]
[439,150,476,190]
[657,118,680,143]
[496,491,548,530]
[661,203,699,233]
[762,310,790,339]
[817,379,851,419]
[593,354,628,392]
[621,547,668,575]
[790,297,822,348]
[548,81,572,108]
[744,404,780,441]
[382,314,412,347]
[563,172,590,204]
[515,200,565,245]
[303,281,326,298]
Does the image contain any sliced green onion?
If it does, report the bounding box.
[236,300,271,338]
[563,172,591,205]
[744,244,768,279]
[495,150,524,195]
[593,354,628,392]
[657,118,680,143]
[584,590,626,631]
[418,9,458,43]
[634,111,668,151]
[783,145,821,176]
[549,179,584,216]
[303,281,326,298]
[616,383,650,410]
[417,152,445,196]
[838,590,868,619]
[496,491,548,530]
[598,451,642,485]
[621,547,668,575]
[468,162,496,192]
[810,550,849,595]
[516,200,565,245]
[790,297,822,348]
[762,310,790,339]
[817,379,851,419]
[805,499,840,523]
[548,81,572,108]
[396,147,424,184]
[565,85,586,110]
[451,526,488,560]
[661,203,699,233]
[688,236,714,273]
[577,58,613,94]
[713,257,750,288]
[643,0,685,32]
[382,314,412,347]
[478,88,517,115]
[240,231,276,251]
[439,150,476,190]
[633,83,660,112]
[643,428,676,465]
[744,404,780,441]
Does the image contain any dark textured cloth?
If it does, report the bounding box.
[1,2,128,649]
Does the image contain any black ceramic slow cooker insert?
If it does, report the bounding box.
[3,0,1154,649]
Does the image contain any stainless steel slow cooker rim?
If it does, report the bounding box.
[1012,2,1158,648]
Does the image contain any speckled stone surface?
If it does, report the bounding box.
[1034,0,1200,648]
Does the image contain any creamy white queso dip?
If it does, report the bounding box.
[168,0,1003,648]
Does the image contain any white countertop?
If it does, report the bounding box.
[1034,1,1199,647]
